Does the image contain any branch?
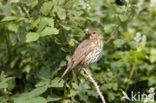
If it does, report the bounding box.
[104,24,120,45]
[82,68,106,103]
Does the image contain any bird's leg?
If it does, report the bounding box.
[82,67,106,103]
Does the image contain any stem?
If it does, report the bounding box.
[125,63,136,92]
[104,23,121,45]
[82,68,106,103]
[6,33,11,69]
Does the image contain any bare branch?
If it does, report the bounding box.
[104,24,121,45]
[82,68,106,103]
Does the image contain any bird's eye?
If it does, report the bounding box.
[93,31,96,34]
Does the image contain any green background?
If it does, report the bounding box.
[0,0,156,103]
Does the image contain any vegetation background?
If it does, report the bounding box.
[0,0,156,103]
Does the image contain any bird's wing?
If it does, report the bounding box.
[71,39,94,67]
[59,39,94,82]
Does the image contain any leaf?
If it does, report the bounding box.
[37,17,54,32]
[0,77,15,90]
[64,0,75,9]
[40,27,59,37]
[60,60,66,67]
[26,96,47,103]
[40,2,53,15]
[48,77,64,88]
[30,0,38,9]
[8,23,18,32]
[60,24,71,30]
[118,14,128,22]
[2,16,18,21]
[38,68,51,80]
[56,7,66,20]
[104,24,115,34]
[150,48,156,63]
[113,39,124,48]
[47,95,62,102]
[69,39,76,47]
[0,81,8,89]
[26,32,39,42]
[26,87,47,98]
[35,80,50,87]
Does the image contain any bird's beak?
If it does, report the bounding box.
[84,29,90,36]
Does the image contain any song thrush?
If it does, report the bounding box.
[59,29,103,81]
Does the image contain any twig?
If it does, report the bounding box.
[104,24,120,45]
[104,35,115,45]
[82,67,106,103]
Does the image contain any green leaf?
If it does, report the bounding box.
[35,80,50,87]
[26,32,39,42]
[40,2,53,15]
[60,24,71,30]
[40,27,59,37]
[64,0,75,9]
[60,60,66,67]
[118,14,128,22]
[47,95,62,102]
[56,7,66,20]
[30,0,38,9]
[113,39,124,48]
[8,23,18,32]
[0,77,15,90]
[48,77,64,88]
[26,96,47,103]
[2,16,18,21]
[69,39,76,47]
[104,24,115,34]
[0,81,8,89]
[37,17,54,32]
[150,49,156,63]
[26,87,47,98]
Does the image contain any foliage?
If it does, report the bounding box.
[0,0,156,103]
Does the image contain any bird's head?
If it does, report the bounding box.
[84,29,103,40]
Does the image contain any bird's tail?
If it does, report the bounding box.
[59,62,74,82]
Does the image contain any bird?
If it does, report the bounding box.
[59,29,103,82]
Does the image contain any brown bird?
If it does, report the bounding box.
[59,29,103,82]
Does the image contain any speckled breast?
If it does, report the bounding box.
[81,40,103,67]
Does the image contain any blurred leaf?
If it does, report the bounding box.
[47,95,62,102]
[26,87,47,98]
[0,81,8,89]
[8,23,18,32]
[26,32,39,42]
[26,96,47,103]
[2,16,18,21]
[60,60,67,67]
[69,39,76,47]
[35,80,50,87]
[48,77,64,88]
[104,24,115,34]
[118,14,128,22]
[56,7,66,20]
[150,48,156,63]
[64,0,75,9]
[40,2,53,15]
[113,39,124,48]
[40,27,59,37]
[37,17,54,32]
[0,77,15,90]
[60,24,71,30]
[30,0,38,9]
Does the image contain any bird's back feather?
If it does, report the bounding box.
[59,39,95,81]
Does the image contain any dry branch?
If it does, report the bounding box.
[82,68,106,103]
